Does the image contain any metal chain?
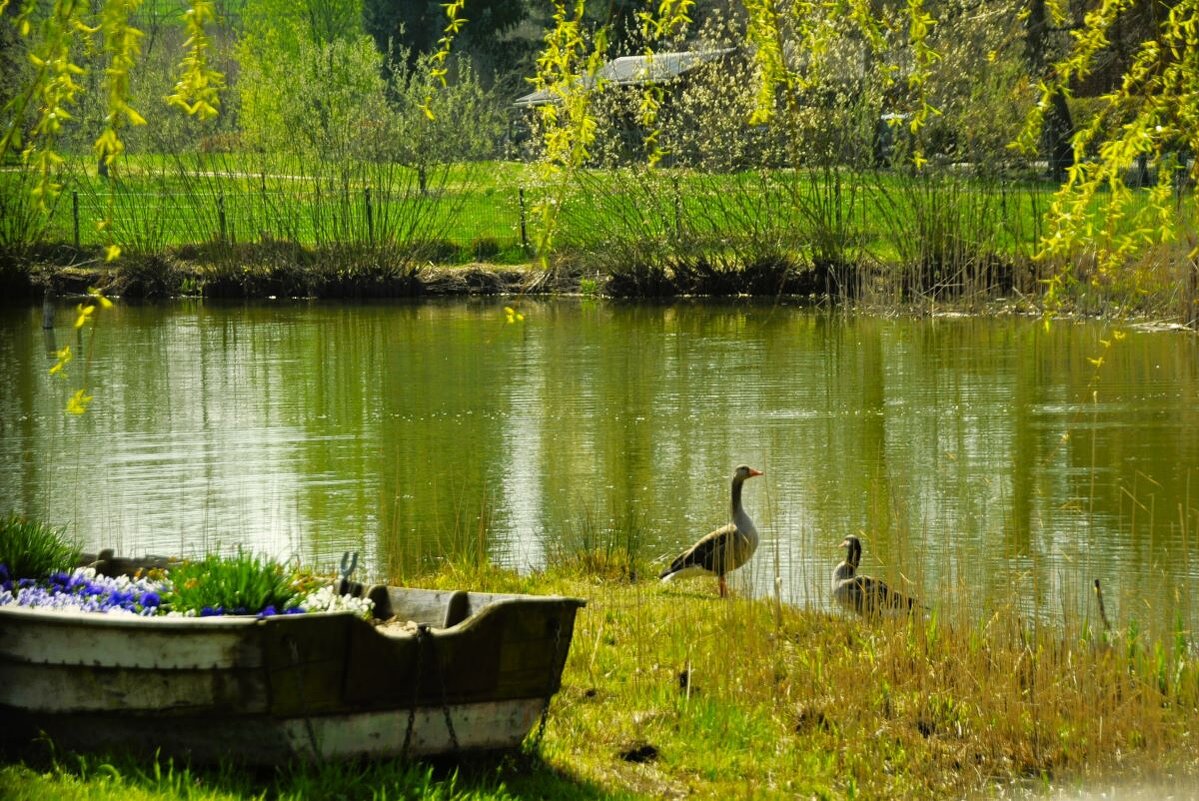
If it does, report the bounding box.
[430,631,460,752]
[402,624,426,760]
[286,635,322,763]
[525,611,564,754]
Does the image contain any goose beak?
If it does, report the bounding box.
[749,468,764,477]
[838,538,850,549]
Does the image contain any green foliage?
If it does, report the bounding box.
[1018,0,1199,308]
[0,513,80,580]
[388,51,508,168]
[525,1,608,263]
[236,25,388,160]
[166,0,225,121]
[242,0,363,46]
[161,548,310,615]
[363,0,530,85]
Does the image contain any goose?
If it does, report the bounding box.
[660,465,764,598]
[832,535,920,616]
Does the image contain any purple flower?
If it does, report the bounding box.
[140,591,161,608]
[258,605,278,618]
[200,606,224,617]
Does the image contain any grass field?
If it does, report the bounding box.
[2,153,1194,312]
[3,554,1198,801]
[2,155,1053,262]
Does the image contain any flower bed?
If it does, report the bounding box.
[0,561,373,619]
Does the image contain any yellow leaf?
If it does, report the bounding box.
[66,389,94,416]
[105,244,121,262]
[49,343,72,376]
[1087,356,1104,367]
[74,304,94,328]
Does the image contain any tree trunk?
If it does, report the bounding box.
[1026,0,1075,182]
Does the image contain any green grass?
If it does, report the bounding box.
[0,513,80,581]
[0,156,536,264]
[2,153,1193,311]
[5,556,1197,801]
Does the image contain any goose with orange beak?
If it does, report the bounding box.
[660,465,764,598]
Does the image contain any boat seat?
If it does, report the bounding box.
[366,586,480,629]
[443,590,470,628]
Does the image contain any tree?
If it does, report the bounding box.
[243,0,363,45]
[2,0,1195,299]
[363,0,530,86]
[1017,0,1198,299]
[237,25,388,160]
[1024,0,1074,181]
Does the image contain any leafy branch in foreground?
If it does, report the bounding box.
[1017,0,1199,310]
[48,287,112,416]
[1,0,225,258]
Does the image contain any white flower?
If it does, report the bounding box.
[299,584,375,619]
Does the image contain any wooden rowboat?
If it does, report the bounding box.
[0,551,585,763]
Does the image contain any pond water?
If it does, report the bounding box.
[2,299,1197,628]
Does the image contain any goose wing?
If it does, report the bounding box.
[838,575,920,616]
[661,523,751,579]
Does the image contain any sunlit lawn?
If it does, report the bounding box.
[4,557,1198,801]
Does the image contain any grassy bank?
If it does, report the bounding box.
[4,559,1198,801]
[1,154,1195,319]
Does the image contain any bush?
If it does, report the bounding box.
[470,236,501,261]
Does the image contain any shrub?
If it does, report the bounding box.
[470,236,501,261]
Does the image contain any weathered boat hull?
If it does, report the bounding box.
[0,557,584,763]
[3,699,544,761]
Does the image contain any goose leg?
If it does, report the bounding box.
[718,575,728,598]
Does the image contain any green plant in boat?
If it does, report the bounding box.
[0,514,81,582]
[161,548,313,616]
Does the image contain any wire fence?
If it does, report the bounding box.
[29,179,535,263]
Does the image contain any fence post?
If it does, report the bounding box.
[518,187,529,253]
[72,191,80,249]
[673,176,681,236]
[218,194,227,243]
[365,186,374,245]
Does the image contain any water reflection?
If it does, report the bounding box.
[1,300,1196,631]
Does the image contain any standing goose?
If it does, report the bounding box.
[660,465,764,598]
[832,535,920,616]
